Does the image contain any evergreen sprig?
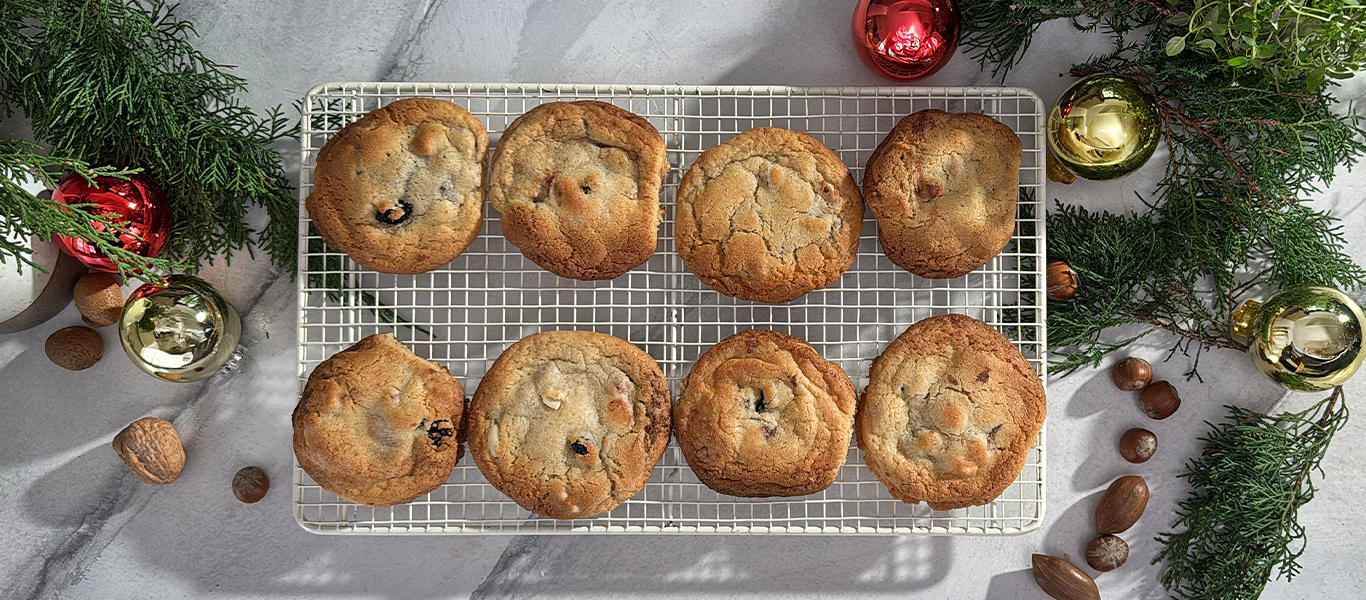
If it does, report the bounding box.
[1154,388,1347,599]
[960,0,1366,378]
[1,0,296,279]
[0,139,184,279]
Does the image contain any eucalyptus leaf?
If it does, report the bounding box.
[1166,35,1187,56]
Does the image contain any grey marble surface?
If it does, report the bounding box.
[3,1,1365,598]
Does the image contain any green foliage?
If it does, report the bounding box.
[0,139,185,278]
[960,0,1366,378]
[1168,0,1366,89]
[1155,388,1347,599]
[0,0,296,280]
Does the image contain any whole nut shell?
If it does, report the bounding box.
[1119,428,1157,463]
[1086,534,1129,572]
[1047,261,1079,301]
[1111,357,1152,391]
[1140,380,1181,419]
[232,466,270,503]
[73,273,123,327]
[112,417,185,484]
[45,326,103,371]
[1032,554,1100,600]
[1096,475,1149,534]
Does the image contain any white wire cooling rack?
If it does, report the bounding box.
[295,83,1047,535]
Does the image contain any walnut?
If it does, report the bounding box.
[112,417,185,484]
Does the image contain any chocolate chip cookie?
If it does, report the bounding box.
[676,127,864,303]
[863,110,1021,279]
[489,101,668,280]
[292,333,465,507]
[675,330,857,497]
[467,330,671,519]
[306,98,489,274]
[858,314,1045,510]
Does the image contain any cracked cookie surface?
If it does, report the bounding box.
[468,330,671,519]
[675,330,857,497]
[489,101,667,280]
[676,128,863,303]
[857,314,1045,510]
[306,98,488,274]
[292,333,465,508]
[862,110,1021,279]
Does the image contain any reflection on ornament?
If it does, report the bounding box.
[1047,74,1160,181]
[118,275,243,382]
[1232,286,1365,392]
[53,173,171,272]
[852,0,960,81]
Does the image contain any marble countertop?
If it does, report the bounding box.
[3,1,1364,598]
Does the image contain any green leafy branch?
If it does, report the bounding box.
[1,0,297,279]
[0,139,185,279]
[1155,387,1347,599]
[960,0,1366,378]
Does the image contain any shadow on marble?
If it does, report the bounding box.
[471,534,952,597]
[1041,490,1104,564]
[984,568,1036,599]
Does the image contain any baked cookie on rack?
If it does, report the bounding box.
[488,101,668,280]
[467,330,671,519]
[674,329,857,497]
[675,127,863,303]
[862,109,1021,279]
[292,333,465,508]
[857,314,1045,510]
[306,98,488,274]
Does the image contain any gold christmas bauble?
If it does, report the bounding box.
[1047,74,1161,181]
[118,275,242,382]
[1231,286,1365,392]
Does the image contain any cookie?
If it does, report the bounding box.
[489,101,668,280]
[857,314,1045,510]
[676,127,864,303]
[306,98,489,274]
[292,333,465,507]
[862,110,1021,279]
[674,330,857,497]
[467,330,671,519]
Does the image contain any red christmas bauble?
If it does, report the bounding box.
[852,0,960,81]
[53,173,171,272]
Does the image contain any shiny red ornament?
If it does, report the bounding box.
[53,173,171,272]
[852,0,960,81]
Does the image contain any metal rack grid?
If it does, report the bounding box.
[295,83,1047,535]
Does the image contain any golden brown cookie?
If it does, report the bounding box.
[857,314,1045,510]
[676,127,864,303]
[467,330,671,519]
[306,98,489,274]
[863,110,1021,279]
[489,101,668,280]
[674,330,857,497]
[292,333,465,507]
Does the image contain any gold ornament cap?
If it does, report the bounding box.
[1237,286,1364,392]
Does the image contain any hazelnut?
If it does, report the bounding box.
[112,417,185,484]
[1047,261,1078,300]
[1095,475,1149,535]
[1111,357,1152,391]
[1139,380,1181,419]
[232,466,270,503]
[45,326,103,370]
[1119,428,1157,463]
[73,273,123,327]
[1086,535,1129,572]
